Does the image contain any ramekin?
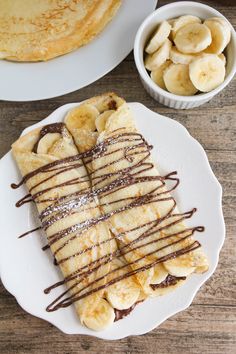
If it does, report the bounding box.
[134,1,236,109]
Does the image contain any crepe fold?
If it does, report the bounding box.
[65,93,209,297]
[0,0,121,61]
[12,122,142,331]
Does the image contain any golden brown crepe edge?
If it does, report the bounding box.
[3,0,121,62]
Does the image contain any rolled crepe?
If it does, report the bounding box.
[65,93,209,297]
[12,122,140,331]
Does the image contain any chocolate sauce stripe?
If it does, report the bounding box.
[11,154,83,189]
[91,161,154,188]
[57,236,116,265]
[87,140,149,167]
[16,194,33,207]
[12,131,149,190]
[39,171,163,218]
[41,179,175,235]
[29,163,88,193]
[49,195,175,255]
[47,225,202,296]
[32,123,65,153]
[15,137,151,209]
[31,175,89,200]
[40,170,172,228]
[46,241,201,311]
[45,230,195,300]
[88,148,151,179]
[18,226,42,239]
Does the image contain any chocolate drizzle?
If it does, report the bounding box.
[33,123,65,153]
[18,226,42,239]
[12,127,204,316]
[114,300,143,322]
[150,274,186,290]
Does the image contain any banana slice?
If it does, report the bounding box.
[164,255,196,277]
[192,248,209,273]
[208,16,231,32]
[174,23,212,54]
[189,54,225,92]
[151,264,169,284]
[204,19,231,55]
[145,20,171,54]
[171,15,201,39]
[93,94,125,113]
[145,39,172,71]
[65,103,99,131]
[170,46,196,65]
[82,298,115,331]
[106,276,140,310]
[163,63,198,96]
[95,110,115,133]
[219,53,226,66]
[37,133,61,154]
[150,60,172,89]
[205,17,231,47]
[65,103,100,151]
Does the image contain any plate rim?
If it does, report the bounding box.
[0,101,225,339]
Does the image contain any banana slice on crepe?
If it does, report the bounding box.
[82,298,115,331]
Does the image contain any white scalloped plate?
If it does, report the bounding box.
[0,102,225,339]
[0,0,157,102]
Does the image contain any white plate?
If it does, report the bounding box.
[0,0,157,102]
[0,102,225,340]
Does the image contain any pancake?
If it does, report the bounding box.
[0,0,121,61]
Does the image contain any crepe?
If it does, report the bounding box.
[12,122,140,331]
[0,0,121,61]
[65,93,209,297]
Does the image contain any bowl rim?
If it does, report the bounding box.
[134,1,236,102]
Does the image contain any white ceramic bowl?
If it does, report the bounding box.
[134,1,236,109]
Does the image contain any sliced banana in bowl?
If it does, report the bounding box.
[163,63,198,96]
[143,14,231,97]
[174,23,212,54]
[189,54,225,92]
[150,60,172,90]
[145,39,172,71]
[204,18,231,55]
[145,20,171,54]
[134,1,236,108]
[171,15,201,39]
